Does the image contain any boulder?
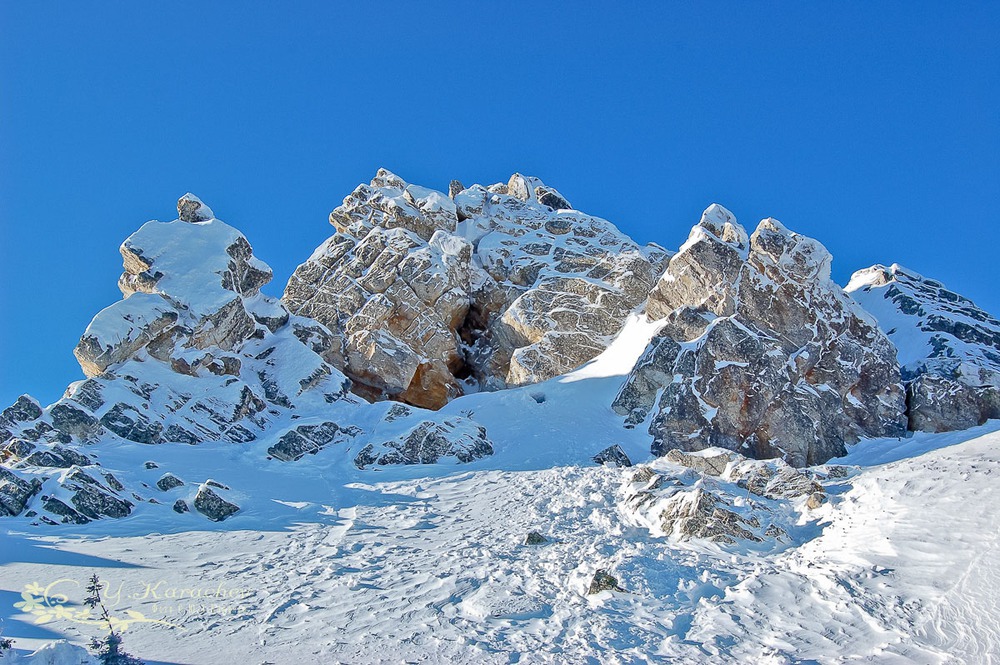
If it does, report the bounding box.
[63,469,133,520]
[664,449,737,476]
[354,417,493,468]
[267,422,356,462]
[0,467,41,516]
[193,485,240,522]
[656,488,762,544]
[593,444,632,467]
[524,531,548,545]
[156,473,184,491]
[587,570,624,594]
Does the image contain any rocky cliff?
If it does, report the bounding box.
[847,263,1000,432]
[284,170,668,409]
[613,205,907,466]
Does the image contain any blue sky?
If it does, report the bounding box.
[1,2,997,409]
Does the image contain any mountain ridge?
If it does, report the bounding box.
[1,170,998,529]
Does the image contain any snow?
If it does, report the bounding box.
[78,293,176,352]
[121,217,270,315]
[3,315,1000,662]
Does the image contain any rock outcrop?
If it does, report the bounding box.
[593,444,632,467]
[193,483,240,521]
[587,570,624,594]
[0,194,495,524]
[353,417,493,468]
[847,263,1000,432]
[624,448,826,545]
[284,170,668,409]
[56,194,357,451]
[614,205,907,466]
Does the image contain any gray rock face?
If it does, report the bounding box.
[284,169,668,409]
[614,205,906,466]
[906,375,1000,432]
[587,569,624,594]
[847,263,1000,432]
[267,421,359,462]
[63,469,133,520]
[1,395,43,427]
[49,403,101,442]
[156,473,184,491]
[664,449,738,477]
[0,468,41,516]
[31,469,134,524]
[593,444,632,467]
[354,417,493,468]
[193,484,240,521]
[655,488,762,543]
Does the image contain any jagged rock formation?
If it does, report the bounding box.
[17,194,356,449]
[847,264,1000,432]
[614,205,907,466]
[2,172,994,530]
[0,194,494,524]
[284,170,668,409]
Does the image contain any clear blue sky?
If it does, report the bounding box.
[1,2,997,409]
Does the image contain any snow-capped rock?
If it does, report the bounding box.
[614,206,907,466]
[353,417,493,468]
[624,447,824,545]
[0,194,495,524]
[193,483,240,521]
[284,169,668,409]
[847,263,1000,431]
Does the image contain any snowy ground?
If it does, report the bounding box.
[2,317,999,663]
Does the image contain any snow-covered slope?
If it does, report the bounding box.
[2,392,998,662]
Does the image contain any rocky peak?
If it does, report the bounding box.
[284,170,667,409]
[616,206,906,466]
[117,194,272,308]
[693,203,747,247]
[177,192,215,223]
